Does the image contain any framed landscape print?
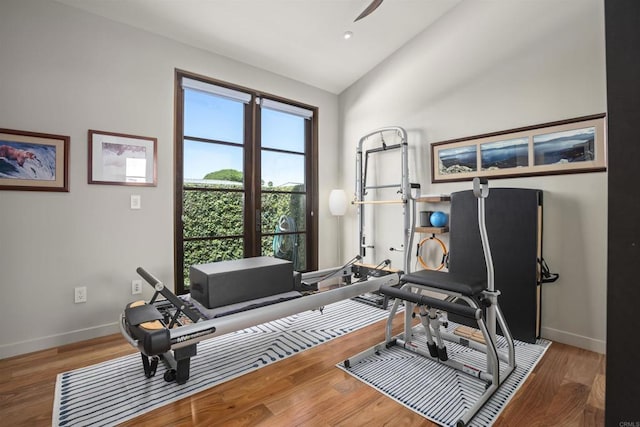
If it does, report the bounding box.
[431,113,606,183]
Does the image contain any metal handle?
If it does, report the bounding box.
[136,267,164,291]
[473,177,489,199]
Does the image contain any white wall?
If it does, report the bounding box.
[0,0,340,358]
[338,0,607,352]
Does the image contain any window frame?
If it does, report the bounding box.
[174,69,318,295]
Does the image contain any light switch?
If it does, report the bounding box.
[130,194,141,210]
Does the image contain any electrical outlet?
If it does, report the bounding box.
[74,286,87,303]
[131,279,142,295]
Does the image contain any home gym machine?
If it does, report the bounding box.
[352,127,420,307]
[344,178,516,427]
[355,126,415,274]
[120,256,400,384]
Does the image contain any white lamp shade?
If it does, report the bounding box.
[329,189,348,216]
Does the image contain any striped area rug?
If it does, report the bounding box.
[52,299,391,427]
[338,324,550,427]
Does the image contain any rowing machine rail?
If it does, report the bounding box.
[121,265,399,384]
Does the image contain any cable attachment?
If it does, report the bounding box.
[538,257,560,283]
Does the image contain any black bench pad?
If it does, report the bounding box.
[401,270,486,297]
[380,285,481,319]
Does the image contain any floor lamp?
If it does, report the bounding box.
[329,189,348,265]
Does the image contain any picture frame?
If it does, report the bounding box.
[0,128,70,192]
[88,130,157,186]
[431,113,607,183]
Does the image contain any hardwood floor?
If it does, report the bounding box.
[0,316,605,426]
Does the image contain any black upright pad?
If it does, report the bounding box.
[448,188,542,343]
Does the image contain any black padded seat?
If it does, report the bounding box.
[400,269,486,297]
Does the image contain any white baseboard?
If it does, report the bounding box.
[0,322,119,360]
[1,323,606,359]
[540,326,606,354]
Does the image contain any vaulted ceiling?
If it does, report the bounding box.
[55,0,462,94]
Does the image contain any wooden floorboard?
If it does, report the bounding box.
[0,315,605,426]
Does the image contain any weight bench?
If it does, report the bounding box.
[344,178,516,427]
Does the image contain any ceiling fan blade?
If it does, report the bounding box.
[354,0,384,22]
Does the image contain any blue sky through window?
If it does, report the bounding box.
[184,90,243,143]
[184,89,305,186]
[261,107,305,152]
[183,139,243,181]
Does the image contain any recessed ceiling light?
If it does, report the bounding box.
[343,31,353,40]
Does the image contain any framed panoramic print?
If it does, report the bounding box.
[431,113,607,183]
[88,130,157,186]
[0,128,69,192]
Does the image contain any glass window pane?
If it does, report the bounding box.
[262,234,306,271]
[183,190,244,238]
[261,108,305,152]
[261,151,304,190]
[184,139,244,185]
[184,89,244,143]
[261,193,306,233]
[183,238,244,288]
[533,127,596,165]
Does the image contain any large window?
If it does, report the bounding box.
[174,70,318,294]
